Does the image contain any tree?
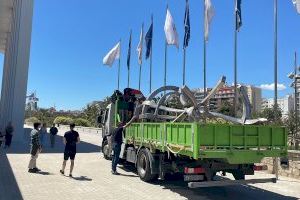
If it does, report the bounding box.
[284,111,300,149]
[82,97,110,127]
[25,117,40,124]
[53,116,74,125]
[218,100,234,117]
[74,118,92,127]
[260,106,282,125]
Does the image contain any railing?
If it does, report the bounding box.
[57,125,102,134]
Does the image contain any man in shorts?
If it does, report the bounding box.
[60,123,80,177]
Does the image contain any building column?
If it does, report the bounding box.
[0,0,34,140]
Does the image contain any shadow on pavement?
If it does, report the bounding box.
[5,128,101,154]
[0,127,100,200]
[153,178,298,200]
[35,171,53,176]
[0,152,24,200]
[71,176,92,181]
[120,162,297,199]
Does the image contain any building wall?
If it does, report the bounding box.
[0,0,34,139]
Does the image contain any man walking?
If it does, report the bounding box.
[60,123,80,177]
[39,123,47,147]
[28,122,42,173]
[4,121,14,148]
[49,124,58,148]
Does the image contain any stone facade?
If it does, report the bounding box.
[261,151,300,179]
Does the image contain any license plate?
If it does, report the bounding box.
[184,175,204,182]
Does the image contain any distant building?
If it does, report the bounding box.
[192,85,262,113]
[261,95,294,117]
[55,109,83,116]
[25,92,39,111]
[192,88,218,110]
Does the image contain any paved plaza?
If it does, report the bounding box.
[0,126,300,200]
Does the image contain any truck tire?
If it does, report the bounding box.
[137,148,158,182]
[102,139,111,160]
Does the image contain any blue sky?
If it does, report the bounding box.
[0,0,299,110]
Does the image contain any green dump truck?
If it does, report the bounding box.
[99,89,287,188]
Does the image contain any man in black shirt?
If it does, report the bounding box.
[111,120,134,175]
[60,123,80,177]
[111,123,124,175]
[49,124,58,148]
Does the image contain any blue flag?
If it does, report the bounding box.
[127,30,132,70]
[235,0,242,31]
[183,0,190,49]
[145,17,153,60]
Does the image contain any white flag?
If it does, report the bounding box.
[164,8,179,48]
[204,0,215,42]
[293,0,300,14]
[137,26,143,65]
[103,42,120,67]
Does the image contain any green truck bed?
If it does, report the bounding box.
[126,123,287,164]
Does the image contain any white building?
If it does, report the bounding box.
[0,0,34,139]
[261,95,294,117]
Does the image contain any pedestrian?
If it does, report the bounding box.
[39,123,47,147]
[60,123,80,177]
[0,130,4,148]
[28,122,42,173]
[49,124,58,148]
[4,122,14,148]
[110,121,132,175]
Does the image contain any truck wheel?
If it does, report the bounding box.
[137,148,158,182]
[102,139,111,160]
[232,170,245,180]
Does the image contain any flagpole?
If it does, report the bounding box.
[204,0,207,98]
[128,68,130,88]
[234,29,238,116]
[234,0,238,117]
[273,0,279,181]
[294,51,298,137]
[150,46,153,93]
[139,24,144,91]
[164,40,168,89]
[118,39,121,90]
[150,15,153,94]
[183,0,189,86]
[183,48,186,86]
[128,30,132,88]
[118,57,121,90]
[139,63,142,90]
[274,0,278,112]
[204,43,207,98]
[164,5,168,90]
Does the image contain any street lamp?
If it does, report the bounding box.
[288,52,300,149]
[287,53,300,117]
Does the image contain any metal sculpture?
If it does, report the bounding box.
[138,76,266,125]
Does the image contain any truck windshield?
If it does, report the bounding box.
[116,100,134,124]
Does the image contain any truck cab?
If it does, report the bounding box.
[99,89,143,159]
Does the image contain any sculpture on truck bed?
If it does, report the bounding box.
[111,76,267,125]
